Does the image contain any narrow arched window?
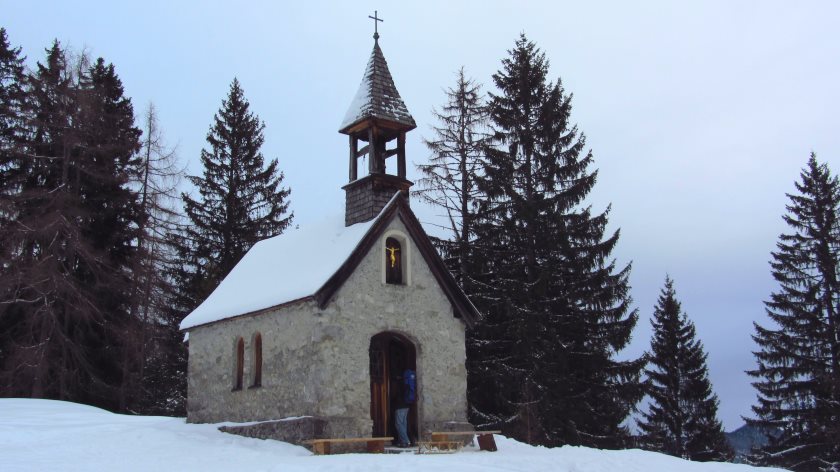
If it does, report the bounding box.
[385,237,402,285]
[234,337,244,391]
[252,333,262,388]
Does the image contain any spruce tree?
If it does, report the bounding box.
[0,41,81,400]
[0,28,27,151]
[469,34,644,448]
[639,277,733,461]
[0,28,28,269]
[76,57,144,410]
[748,153,840,471]
[175,78,293,314]
[415,67,489,288]
[0,29,26,151]
[0,28,31,396]
[0,43,143,410]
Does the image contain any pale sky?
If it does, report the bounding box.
[5,1,840,430]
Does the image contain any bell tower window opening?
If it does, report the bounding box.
[348,130,407,182]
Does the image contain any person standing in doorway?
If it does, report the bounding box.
[394,367,416,447]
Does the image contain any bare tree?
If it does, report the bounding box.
[414,67,489,286]
[125,102,186,413]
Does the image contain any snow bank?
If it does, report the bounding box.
[1,399,782,472]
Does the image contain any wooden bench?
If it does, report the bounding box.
[303,437,394,455]
[417,440,463,454]
[430,430,502,452]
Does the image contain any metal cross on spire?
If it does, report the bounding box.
[368,10,383,41]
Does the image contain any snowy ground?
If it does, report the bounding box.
[0,399,782,472]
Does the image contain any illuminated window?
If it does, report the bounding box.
[385,237,403,285]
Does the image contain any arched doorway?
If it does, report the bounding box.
[369,332,417,442]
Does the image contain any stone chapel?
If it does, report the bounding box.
[179,30,479,444]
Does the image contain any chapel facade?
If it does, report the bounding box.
[180,31,478,443]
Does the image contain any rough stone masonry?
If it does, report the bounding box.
[186,217,471,441]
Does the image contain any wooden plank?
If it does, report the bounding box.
[355,144,370,159]
[477,434,498,452]
[370,340,387,437]
[431,430,501,437]
[430,431,500,452]
[366,439,386,453]
[417,440,463,454]
[304,437,394,456]
[349,136,357,181]
[304,436,393,444]
[397,132,406,178]
[368,128,376,174]
[312,441,330,455]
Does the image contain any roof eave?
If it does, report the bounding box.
[179,295,315,332]
[339,115,417,136]
[394,203,480,328]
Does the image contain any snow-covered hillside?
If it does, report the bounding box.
[0,399,781,472]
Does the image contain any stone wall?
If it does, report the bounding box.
[186,216,469,440]
[218,417,326,445]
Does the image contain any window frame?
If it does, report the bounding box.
[233,337,245,391]
[250,332,262,388]
[382,230,410,286]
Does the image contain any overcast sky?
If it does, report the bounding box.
[6,1,840,430]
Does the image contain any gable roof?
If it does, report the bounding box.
[339,40,416,133]
[179,194,478,331]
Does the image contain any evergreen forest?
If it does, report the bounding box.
[1,26,838,471]
[0,29,293,415]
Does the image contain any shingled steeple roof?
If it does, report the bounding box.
[339,38,416,133]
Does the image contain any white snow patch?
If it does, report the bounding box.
[180,214,376,330]
[1,399,783,472]
[341,64,372,129]
[215,415,313,428]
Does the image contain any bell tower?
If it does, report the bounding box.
[339,19,416,226]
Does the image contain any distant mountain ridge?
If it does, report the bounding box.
[725,424,776,462]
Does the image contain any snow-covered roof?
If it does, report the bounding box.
[179,214,377,331]
[180,192,479,331]
[340,39,416,132]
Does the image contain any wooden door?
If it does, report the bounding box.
[369,339,389,437]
